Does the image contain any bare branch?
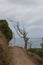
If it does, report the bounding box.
[16,22,24,35]
[14,25,23,38]
[14,21,29,49]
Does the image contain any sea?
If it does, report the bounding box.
[9,38,42,48]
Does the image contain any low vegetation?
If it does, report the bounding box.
[28,48,43,58]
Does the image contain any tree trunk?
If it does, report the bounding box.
[24,41,27,50]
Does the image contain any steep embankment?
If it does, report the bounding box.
[9,46,37,65]
[0,32,9,65]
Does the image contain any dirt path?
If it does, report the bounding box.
[9,46,37,65]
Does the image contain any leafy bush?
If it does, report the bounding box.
[0,20,13,42]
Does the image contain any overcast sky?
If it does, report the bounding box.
[0,0,43,38]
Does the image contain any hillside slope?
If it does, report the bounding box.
[0,31,9,65]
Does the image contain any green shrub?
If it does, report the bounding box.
[28,48,43,58]
[0,20,13,42]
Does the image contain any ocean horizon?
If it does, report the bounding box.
[9,38,42,48]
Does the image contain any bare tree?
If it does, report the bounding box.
[14,22,29,49]
[29,43,32,48]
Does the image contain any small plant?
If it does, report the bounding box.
[40,38,43,49]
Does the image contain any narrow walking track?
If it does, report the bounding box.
[9,46,37,65]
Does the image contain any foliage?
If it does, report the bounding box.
[28,48,43,58]
[0,20,13,42]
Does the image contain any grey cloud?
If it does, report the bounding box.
[0,0,43,38]
[33,19,43,25]
[8,0,43,6]
[27,25,43,38]
[27,18,43,27]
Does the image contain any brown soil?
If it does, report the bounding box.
[9,46,37,65]
[0,32,9,65]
